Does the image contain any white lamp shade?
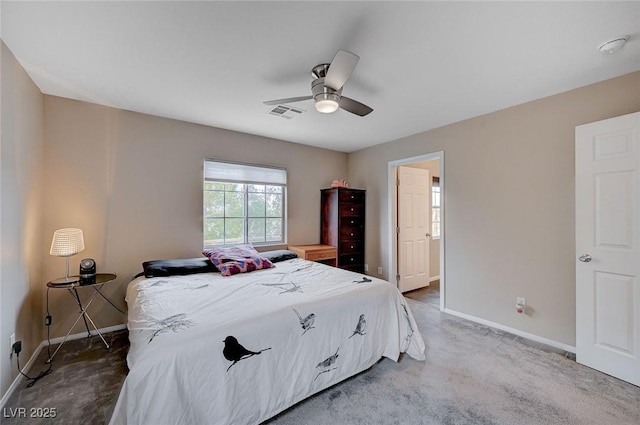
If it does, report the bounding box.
[50,228,85,257]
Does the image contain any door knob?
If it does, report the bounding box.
[578,254,592,263]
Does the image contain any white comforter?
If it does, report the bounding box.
[109,258,425,425]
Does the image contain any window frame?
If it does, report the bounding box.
[431,176,441,240]
[203,159,287,248]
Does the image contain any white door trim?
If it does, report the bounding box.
[388,151,445,311]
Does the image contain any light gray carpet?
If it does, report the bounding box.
[267,299,640,425]
[3,297,639,425]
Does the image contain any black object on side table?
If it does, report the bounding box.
[46,272,122,362]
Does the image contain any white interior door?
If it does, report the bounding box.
[397,166,430,292]
[575,111,640,386]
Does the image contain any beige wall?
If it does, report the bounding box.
[348,72,640,347]
[0,41,44,396]
[42,96,347,338]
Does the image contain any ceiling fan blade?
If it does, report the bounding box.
[325,50,359,91]
[263,96,313,106]
[338,96,373,117]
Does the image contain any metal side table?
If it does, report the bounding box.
[46,273,123,362]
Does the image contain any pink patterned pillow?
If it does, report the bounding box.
[217,256,273,277]
[202,245,274,276]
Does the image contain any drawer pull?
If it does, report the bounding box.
[351,195,355,199]
[350,208,354,211]
[350,233,354,236]
[350,220,354,224]
[350,245,354,249]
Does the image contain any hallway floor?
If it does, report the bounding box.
[404,279,440,308]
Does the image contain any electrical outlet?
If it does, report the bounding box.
[9,333,15,349]
[516,297,526,314]
[377,266,383,275]
[364,264,368,272]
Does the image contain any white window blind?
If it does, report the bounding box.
[204,160,286,185]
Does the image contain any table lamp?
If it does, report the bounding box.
[50,228,85,284]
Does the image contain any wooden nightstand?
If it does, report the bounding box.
[288,244,337,267]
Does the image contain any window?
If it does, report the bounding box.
[431,176,440,239]
[203,159,286,247]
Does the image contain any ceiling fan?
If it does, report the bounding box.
[263,50,373,117]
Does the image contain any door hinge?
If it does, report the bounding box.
[396,178,400,186]
[396,274,400,283]
[396,227,400,234]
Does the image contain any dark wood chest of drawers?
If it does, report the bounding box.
[320,188,365,273]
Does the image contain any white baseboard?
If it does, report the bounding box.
[443,308,576,354]
[0,323,127,409]
[0,340,45,409]
[429,275,440,283]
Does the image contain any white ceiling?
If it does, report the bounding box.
[2,1,639,153]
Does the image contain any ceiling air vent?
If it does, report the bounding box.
[267,105,305,120]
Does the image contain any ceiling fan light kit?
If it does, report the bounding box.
[315,97,340,113]
[264,50,373,117]
[312,75,341,113]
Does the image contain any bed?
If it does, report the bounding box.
[109,250,425,425]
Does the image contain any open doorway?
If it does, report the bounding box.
[388,152,444,311]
